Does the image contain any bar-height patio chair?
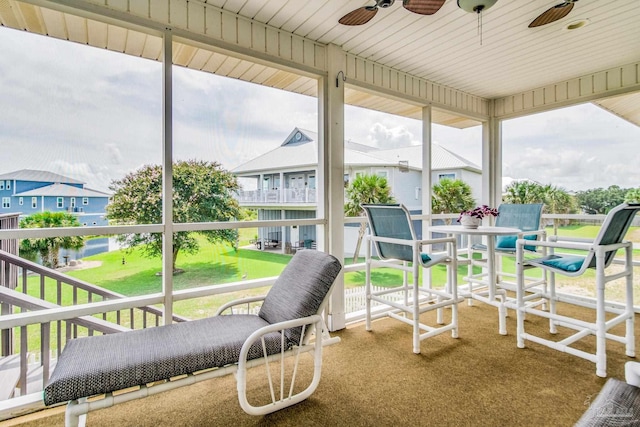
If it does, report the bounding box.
[362,204,459,354]
[515,203,640,377]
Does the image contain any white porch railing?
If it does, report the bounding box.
[236,189,317,204]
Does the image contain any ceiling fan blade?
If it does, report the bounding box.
[528,2,575,28]
[403,0,446,15]
[339,7,378,25]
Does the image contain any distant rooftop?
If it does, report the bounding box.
[0,169,85,185]
[232,127,481,175]
[14,183,110,198]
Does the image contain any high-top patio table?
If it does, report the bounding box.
[429,225,521,335]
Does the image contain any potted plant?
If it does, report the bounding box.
[458,205,499,229]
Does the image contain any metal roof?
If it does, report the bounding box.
[232,128,479,174]
[14,183,110,198]
[0,169,84,185]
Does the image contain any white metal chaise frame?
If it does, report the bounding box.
[515,202,639,377]
[362,203,460,354]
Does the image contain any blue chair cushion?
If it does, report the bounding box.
[420,253,431,263]
[496,234,537,251]
[541,255,585,272]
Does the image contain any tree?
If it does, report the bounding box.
[575,185,628,214]
[19,212,85,268]
[503,180,575,227]
[344,174,395,263]
[541,184,576,229]
[107,160,240,271]
[431,178,475,224]
[502,180,546,204]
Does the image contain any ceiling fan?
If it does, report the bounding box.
[338,0,446,26]
[339,0,580,28]
[528,0,579,28]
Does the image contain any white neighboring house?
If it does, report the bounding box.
[232,128,481,254]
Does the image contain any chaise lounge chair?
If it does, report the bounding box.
[43,250,342,426]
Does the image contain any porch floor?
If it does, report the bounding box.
[6,301,638,426]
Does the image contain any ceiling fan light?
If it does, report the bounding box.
[565,19,589,30]
[457,0,497,13]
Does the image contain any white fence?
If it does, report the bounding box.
[344,285,407,314]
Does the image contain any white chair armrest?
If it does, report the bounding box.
[215,295,267,315]
[625,362,640,387]
[515,238,594,252]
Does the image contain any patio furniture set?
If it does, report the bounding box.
[39,202,638,425]
[361,202,639,379]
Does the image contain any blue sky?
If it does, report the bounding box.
[1,26,638,194]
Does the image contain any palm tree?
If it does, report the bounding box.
[19,212,85,268]
[344,174,395,263]
[503,180,546,204]
[431,178,475,224]
[542,184,576,230]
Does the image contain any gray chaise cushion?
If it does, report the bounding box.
[44,315,281,406]
[574,378,640,426]
[259,250,342,344]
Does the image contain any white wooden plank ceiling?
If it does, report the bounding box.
[0,0,638,127]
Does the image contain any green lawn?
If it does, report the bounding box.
[15,224,639,352]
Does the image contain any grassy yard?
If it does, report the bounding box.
[14,224,639,352]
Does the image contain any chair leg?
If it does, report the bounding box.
[498,304,507,336]
[548,271,557,335]
[466,243,474,306]
[595,262,607,378]
[516,249,525,349]
[412,264,420,354]
[450,260,459,339]
[593,250,614,377]
[365,239,372,332]
[625,246,635,358]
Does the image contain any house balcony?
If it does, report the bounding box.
[236,188,317,207]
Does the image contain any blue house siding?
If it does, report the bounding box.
[0,170,109,226]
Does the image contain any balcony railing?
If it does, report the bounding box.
[0,250,188,400]
[236,188,317,204]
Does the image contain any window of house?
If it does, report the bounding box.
[344,173,349,187]
[438,173,456,180]
[57,197,64,208]
[70,197,76,208]
[83,197,89,205]
[6,181,10,190]
[376,170,388,179]
[19,197,23,206]
[0,182,4,190]
[2,197,9,208]
[32,197,37,208]
[308,175,316,189]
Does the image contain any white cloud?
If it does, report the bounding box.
[366,123,417,148]
[0,26,637,196]
[105,144,124,165]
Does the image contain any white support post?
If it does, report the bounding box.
[161,29,174,325]
[321,44,346,331]
[483,111,502,210]
[421,106,433,289]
